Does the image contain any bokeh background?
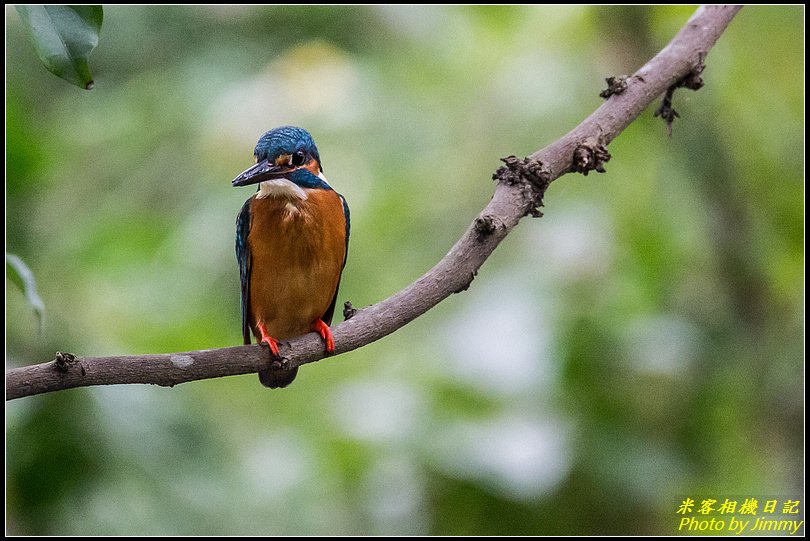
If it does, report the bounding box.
[5,5,804,535]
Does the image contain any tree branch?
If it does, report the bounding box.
[5,5,742,401]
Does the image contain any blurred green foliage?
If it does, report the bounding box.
[6,253,45,331]
[5,5,803,535]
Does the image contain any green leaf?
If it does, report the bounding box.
[7,253,45,333]
[15,5,103,90]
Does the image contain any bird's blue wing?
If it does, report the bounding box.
[339,193,350,268]
[321,193,350,325]
[236,196,253,344]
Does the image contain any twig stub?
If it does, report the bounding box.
[655,52,707,136]
[493,155,550,218]
[342,301,357,321]
[599,75,629,99]
[493,156,550,188]
[53,351,78,373]
[572,139,611,176]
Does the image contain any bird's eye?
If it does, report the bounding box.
[291,150,307,167]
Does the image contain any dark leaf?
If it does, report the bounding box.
[15,5,103,90]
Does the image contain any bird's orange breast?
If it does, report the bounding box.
[247,188,346,341]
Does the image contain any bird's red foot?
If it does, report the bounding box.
[257,322,281,357]
[313,319,335,354]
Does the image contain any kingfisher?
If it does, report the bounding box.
[233,126,350,388]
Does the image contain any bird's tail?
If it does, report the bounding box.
[258,367,298,388]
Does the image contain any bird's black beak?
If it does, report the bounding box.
[232,159,296,187]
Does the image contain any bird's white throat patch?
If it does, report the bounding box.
[255,172,331,201]
[256,178,309,201]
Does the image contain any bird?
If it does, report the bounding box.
[233,126,349,388]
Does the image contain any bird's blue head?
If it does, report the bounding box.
[232,126,326,189]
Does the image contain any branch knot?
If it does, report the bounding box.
[599,75,629,98]
[474,215,496,237]
[343,301,358,320]
[572,138,611,176]
[493,155,550,188]
[655,53,707,136]
[493,156,551,217]
[53,351,84,375]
